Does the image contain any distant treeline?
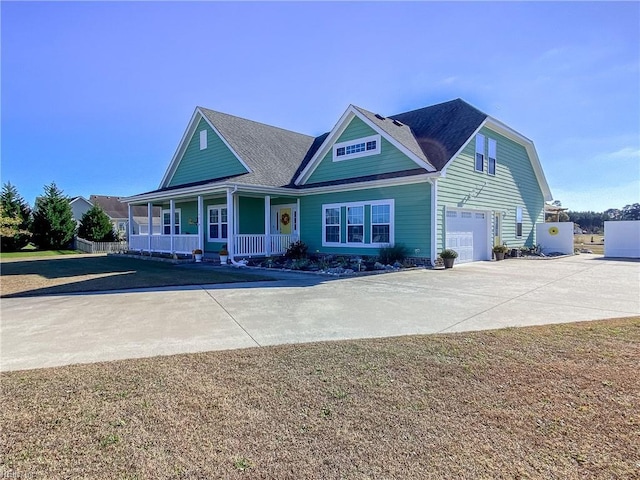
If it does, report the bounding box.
[560,203,640,234]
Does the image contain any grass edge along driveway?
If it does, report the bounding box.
[1,316,638,479]
[0,255,274,297]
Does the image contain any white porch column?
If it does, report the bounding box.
[226,188,235,258]
[197,195,204,251]
[264,195,271,256]
[170,199,175,253]
[128,203,133,240]
[296,197,301,239]
[147,202,153,251]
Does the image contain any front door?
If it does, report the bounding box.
[271,205,298,236]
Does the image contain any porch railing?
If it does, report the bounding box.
[234,234,298,256]
[129,233,296,257]
[129,234,199,255]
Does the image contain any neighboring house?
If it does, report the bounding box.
[69,196,93,227]
[124,99,552,264]
[90,195,161,238]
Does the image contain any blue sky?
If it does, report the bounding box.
[2,1,639,212]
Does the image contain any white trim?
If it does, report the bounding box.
[488,137,497,176]
[333,134,381,162]
[429,178,437,265]
[226,187,235,257]
[444,205,493,262]
[197,195,204,250]
[159,108,251,189]
[346,204,365,244]
[370,203,392,245]
[516,206,523,238]
[322,199,395,248]
[295,105,435,185]
[70,196,93,207]
[162,207,181,236]
[322,204,342,247]
[475,133,485,173]
[199,129,207,150]
[354,107,436,173]
[264,196,271,256]
[484,117,552,201]
[440,117,552,201]
[169,200,176,252]
[207,205,228,242]
[123,173,440,205]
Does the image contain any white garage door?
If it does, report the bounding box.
[445,209,489,263]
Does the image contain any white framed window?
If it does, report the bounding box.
[324,206,341,245]
[333,134,381,161]
[516,206,523,238]
[208,206,228,241]
[475,134,485,172]
[162,208,181,235]
[117,221,127,232]
[199,130,207,150]
[488,138,497,176]
[347,205,364,243]
[371,204,391,244]
[322,199,394,247]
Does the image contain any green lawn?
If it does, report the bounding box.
[0,255,274,297]
[0,249,80,260]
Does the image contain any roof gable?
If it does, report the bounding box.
[160,111,251,188]
[303,115,431,186]
[295,105,436,185]
[160,108,317,189]
[389,99,488,171]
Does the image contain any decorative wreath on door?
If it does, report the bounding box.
[281,212,291,226]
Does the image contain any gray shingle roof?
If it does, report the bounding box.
[144,99,489,196]
[198,108,317,188]
[351,105,435,169]
[388,99,488,171]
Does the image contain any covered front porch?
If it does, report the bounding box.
[126,186,300,259]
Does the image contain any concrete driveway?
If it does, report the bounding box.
[2,255,638,371]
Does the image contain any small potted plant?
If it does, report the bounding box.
[219,244,229,265]
[192,248,203,263]
[493,244,508,261]
[440,249,458,269]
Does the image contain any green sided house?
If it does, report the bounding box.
[124,99,552,265]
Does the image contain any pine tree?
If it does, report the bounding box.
[78,205,116,242]
[31,182,76,250]
[0,182,31,251]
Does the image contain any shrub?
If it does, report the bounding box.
[440,249,459,259]
[285,240,308,260]
[0,182,31,251]
[31,182,76,250]
[78,205,116,242]
[378,244,409,264]
[493,244,509,254]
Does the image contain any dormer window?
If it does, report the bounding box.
[333,134,381,161]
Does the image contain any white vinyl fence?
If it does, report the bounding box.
[76,237,128,254]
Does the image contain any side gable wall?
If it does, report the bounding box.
[167,117,248,187]
[306,116,421,185]
[437,126,545,249]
